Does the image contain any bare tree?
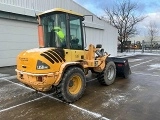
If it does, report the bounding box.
[102,0,145,52]
[147,21,159,51]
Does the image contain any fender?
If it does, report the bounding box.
[93,55,108,72]
[54,62,83,85]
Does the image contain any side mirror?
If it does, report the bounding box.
[96,44,102,48]
[82,17,85,21]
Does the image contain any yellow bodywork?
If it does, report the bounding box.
[16,45,109,91]
[16,48,62,91]
[37,8,83,17]
[16,8,109,92]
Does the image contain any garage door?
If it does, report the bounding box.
[0,18,38,67]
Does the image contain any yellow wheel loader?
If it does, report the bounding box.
[15,8,131,103]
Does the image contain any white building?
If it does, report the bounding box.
[0,0,118,67]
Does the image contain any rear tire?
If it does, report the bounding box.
[97,61,116,85]
[55,67,86,103]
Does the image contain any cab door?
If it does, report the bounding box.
[69,15,85,61]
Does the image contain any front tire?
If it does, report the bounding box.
[97,61,116,85]
[55,67,86,103]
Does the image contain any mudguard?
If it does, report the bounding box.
[107,57,131,78]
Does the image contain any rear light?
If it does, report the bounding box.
[37,76,43,82]
[117,64,123,67]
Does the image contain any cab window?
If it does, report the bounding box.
[69,16,83,50]
[41,13,67,48]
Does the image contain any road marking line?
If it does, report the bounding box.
[70,104,109,120]
[37,92,109,119]
[0,78,110,120]
[1,75,16,80]
[0,73,10,78]
[0,95,49,113]
[132,72,160,77]
[87,78,97,82]
[1,77,35,91]
[38,93,109,119]
[130,59,155,68]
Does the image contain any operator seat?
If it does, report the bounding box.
[71,38,79,49]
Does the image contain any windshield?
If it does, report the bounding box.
[41,13,67,48]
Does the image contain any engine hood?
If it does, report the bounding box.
[16,48,65,74]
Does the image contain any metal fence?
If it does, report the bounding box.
[118,40,160,54]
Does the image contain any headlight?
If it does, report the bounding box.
[36,60,50,70]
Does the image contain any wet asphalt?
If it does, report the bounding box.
[0,55,160,120]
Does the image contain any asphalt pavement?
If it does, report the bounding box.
[0,55,160,120]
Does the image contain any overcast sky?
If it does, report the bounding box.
[73,0,160,36]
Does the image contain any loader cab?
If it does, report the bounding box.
[37,8,84,50]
